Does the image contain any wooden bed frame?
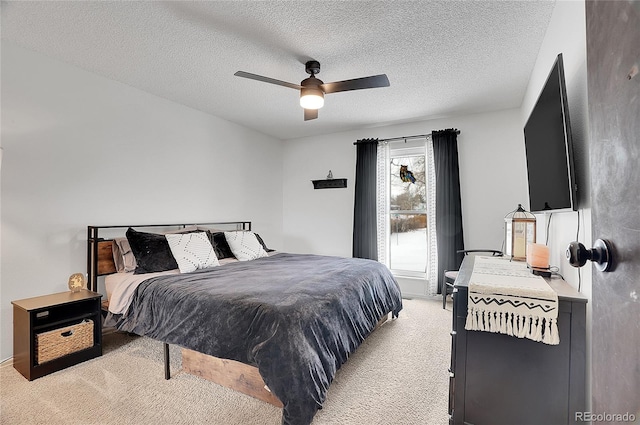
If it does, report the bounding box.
[182,312,387,408]
[87,221,388,408]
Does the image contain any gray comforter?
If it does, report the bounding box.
[109,252,402,425]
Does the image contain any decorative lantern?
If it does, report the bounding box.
[504,204,536,261]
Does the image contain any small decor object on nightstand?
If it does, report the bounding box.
[68,273,86,292]
[327,170,333,179]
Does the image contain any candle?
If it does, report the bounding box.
[527,243,550,269]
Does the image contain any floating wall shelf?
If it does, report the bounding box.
[312,178,348,189]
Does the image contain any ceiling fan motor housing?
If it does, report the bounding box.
[301,76,323,88]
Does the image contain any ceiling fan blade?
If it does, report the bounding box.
[234,71,301,90]
[321,74,390,94]
[304,108,318,121]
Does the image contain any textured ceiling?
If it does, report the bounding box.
[1,1,555,140]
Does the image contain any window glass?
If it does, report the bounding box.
[389,154,427,275]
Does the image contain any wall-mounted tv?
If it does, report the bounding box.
[524,53,577,213]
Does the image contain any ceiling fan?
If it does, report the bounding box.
[234,60,390,121]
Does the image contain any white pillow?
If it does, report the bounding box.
[165,232,219,273]
[224,231,269,261]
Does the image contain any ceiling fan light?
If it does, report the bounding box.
[300,87,324,110]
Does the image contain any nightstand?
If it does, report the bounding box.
[12,290,103,380]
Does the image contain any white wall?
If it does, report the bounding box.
[520,0,591,404]
[0,43,284,361]
[282,108,529,297]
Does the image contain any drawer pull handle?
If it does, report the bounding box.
[61,330,74,337]
[450,331,457,336]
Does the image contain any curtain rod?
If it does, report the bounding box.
[353,129,460,145]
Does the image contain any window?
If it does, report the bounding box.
[389,150,427,276]
[377,138,438,291]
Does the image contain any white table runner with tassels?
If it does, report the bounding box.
[465,256,559,345]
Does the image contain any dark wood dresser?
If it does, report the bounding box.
[449,255,587,425]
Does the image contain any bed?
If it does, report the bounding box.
[88,222,403,425]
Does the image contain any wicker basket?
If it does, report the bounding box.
[35,319,94,364]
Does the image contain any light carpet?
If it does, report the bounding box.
[0,298,451,425]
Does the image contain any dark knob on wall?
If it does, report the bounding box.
[566,239,613,272]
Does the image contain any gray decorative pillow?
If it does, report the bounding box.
[165,232,219,273]
[112,237,137,273]
[224,231,269,261]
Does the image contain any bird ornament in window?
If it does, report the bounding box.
[400,165,416,183]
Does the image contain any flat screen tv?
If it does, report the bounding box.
[524,53,577,213]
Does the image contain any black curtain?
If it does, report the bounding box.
[432,129,465,293]
[352,138,378,260]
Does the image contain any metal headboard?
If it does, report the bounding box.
[87,221,251,293]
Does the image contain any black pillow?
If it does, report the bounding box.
[206,231,235,260]
[254,233,275,252]
[126,227,178,274]
[205,231,274,259]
